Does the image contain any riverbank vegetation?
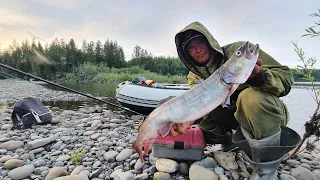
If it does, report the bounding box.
[0,38,189,84]
[1,33,320,84]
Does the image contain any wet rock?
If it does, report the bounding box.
[108,131,120,138]
[232,172,240,180]
[286,160,301,166]
[135,173,149,180]
[214,167,224,175]
[189,164,218,180]
[91,120,102,130]
[300,153,313,161]
[51,117,62,124]
[55,161,64,167]
[45,167,69,180]
[153,172,171,180]
[57,155,70,161]
[79,170,90,176]
[312,170,320,179]
[110,169,123,179]
[0,141,24,150]
[0,155,12,163]
[1,124,13,130]
[96,150,106,157]
[134,159,145,170]
[27,137,55,149]
[300,163,311,169]
[114,171,134,180]
[83,131,95,136]
[104,151,119,163]
[29,147,45,154]
[279,174,298,180]
[178,162,189,175]
[0,148,7,154]
[93,161,102,168]
[149,152,158,165]
[155,158,179,173]
[51,141,63,150]
[116,149,133,161]
[70,165,85,175]
[8,164,35,180]
[4,159,24,169]
[219,174,229,180]
[291,166,317,180]
[192,157,218,169]
[54,175,89,180]
[213,151,238,172]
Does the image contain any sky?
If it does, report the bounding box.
[1,0,320,68]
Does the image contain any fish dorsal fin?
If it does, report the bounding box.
[159,122,172,137]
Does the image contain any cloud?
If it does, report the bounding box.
[30,0,87,10]
[1,0,320,68]
[0,6,62,49]
[0,8,40,28]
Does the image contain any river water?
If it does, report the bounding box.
[42,82,319,144]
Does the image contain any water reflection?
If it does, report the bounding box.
[40,82,128,113]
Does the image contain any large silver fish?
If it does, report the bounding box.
[132,41,260,162]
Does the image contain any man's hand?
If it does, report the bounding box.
[158,96,194,136]
[246,59,267,87]
[248,59,262,80]
[169,121,195,136]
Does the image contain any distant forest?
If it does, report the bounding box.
[0,38,319,82]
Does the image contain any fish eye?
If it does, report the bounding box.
[236,51,241,56]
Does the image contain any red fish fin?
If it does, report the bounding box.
[159,122,172,137]
[131,141,144,162]
[144,140,151,155]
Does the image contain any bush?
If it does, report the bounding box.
[65,63,188,84]
[65,73,77,83]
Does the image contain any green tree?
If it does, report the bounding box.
[95,40,103,64]
[66,39,78,72]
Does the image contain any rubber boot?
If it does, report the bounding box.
[232,126,301,180]
[199,123,233,141]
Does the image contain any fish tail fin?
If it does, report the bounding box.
[132,141,144,162]
[144,140,152,155]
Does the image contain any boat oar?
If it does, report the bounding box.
[0,62,146,116]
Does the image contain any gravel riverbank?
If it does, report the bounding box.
[0,79,87,105]
[0,79,320,180]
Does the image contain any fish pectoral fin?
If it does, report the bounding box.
[228,83,239,97]
[159,122,172,137]
[143,140,152,155]
[222,83,239,106]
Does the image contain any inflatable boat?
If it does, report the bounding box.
[115,78,190,115]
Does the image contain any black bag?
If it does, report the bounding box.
[11,97,52,129]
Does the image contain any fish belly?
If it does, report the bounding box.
[156,70,230,124]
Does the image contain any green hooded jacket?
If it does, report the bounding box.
[175,21,294,97]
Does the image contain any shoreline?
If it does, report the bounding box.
[0,79,320,180]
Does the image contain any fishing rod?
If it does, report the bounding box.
[0,62,146,116]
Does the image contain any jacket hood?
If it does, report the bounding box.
[175,21,225,78]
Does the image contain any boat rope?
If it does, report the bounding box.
[0,62,146,117]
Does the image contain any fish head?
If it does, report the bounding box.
[131,115,161,162]
[220,41,260,85]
